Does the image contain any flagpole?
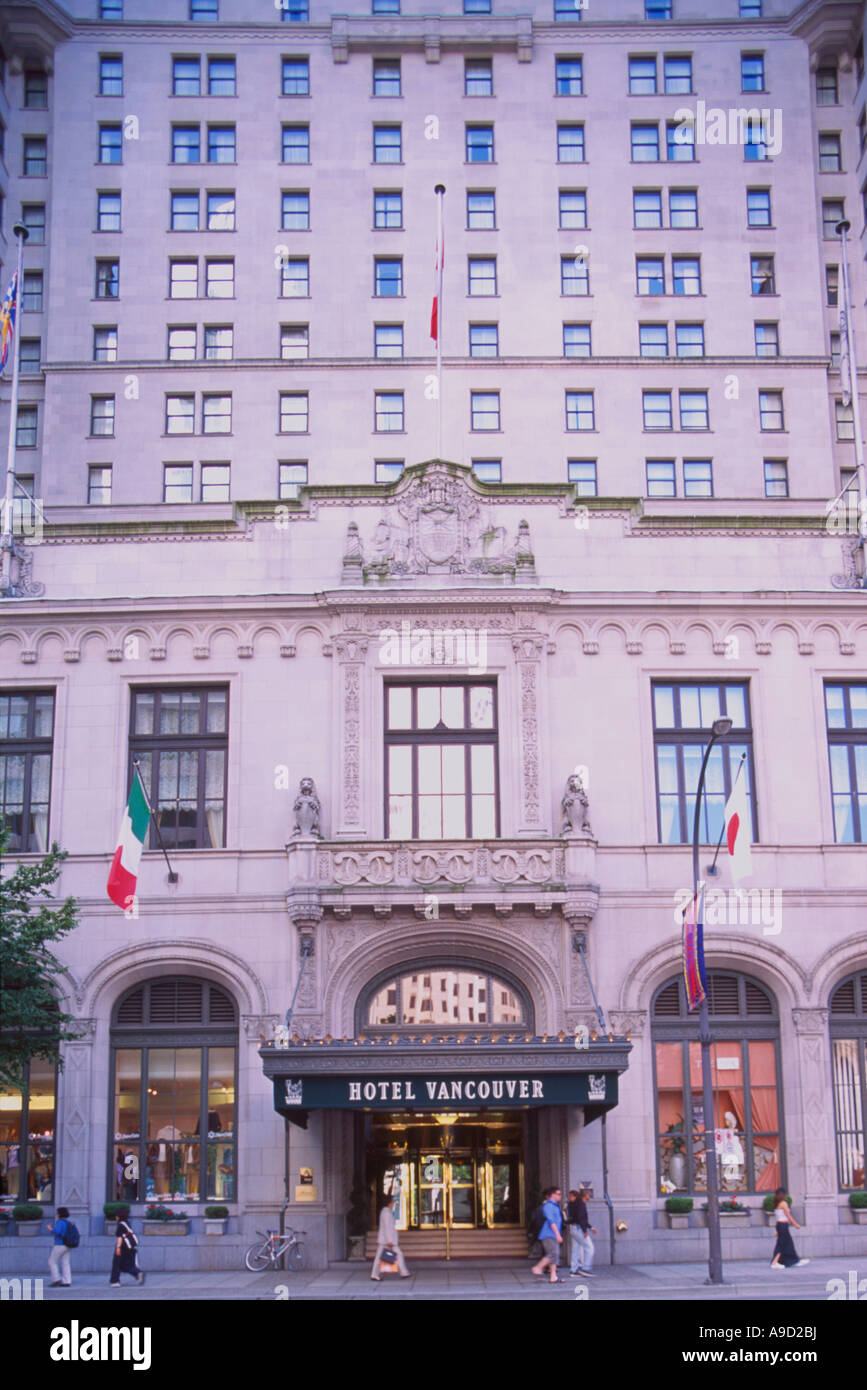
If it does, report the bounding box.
[434,183,445,461]
[837,220,867,584]
[132,759,179,883]
[1,222,29,595]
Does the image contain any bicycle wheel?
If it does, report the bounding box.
[245,1241,273,1273]
[287,1241,307,1271]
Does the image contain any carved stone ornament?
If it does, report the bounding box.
[291,777,322,839]
[341,463,536,582]
[561,772,593,837]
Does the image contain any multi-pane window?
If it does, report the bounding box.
[558,123,585,162]
[759,389,784,430]
[208,59,236,96]
[279,461,308,497]
[826,264,839,306]
[643,391,672,430]
[279,393,309,432]
[741,52,765,91]
[679,389,708,429]
[566,390,595,431]
[0,1056,57,1203]
[466,126,494,162]
[373,0,400,10]
[22,272,43,312]
[822,199,845,238]
[826,687,867,844]
[281,258,309,297]
[629,57,656,95]
[653,682,755,845]
[469,258,497,295]
[207,126,235,163]
[207,193,234,230]
[99,56,123,96]
[465,59,493,96]
[646,459,676,497]
[669,189,698,227]
[373,59,401,96]
[368,968,521,1028]
[171,192,199,230]
[375,258,402,296]
[830,970,867,1191]
[173,59,201,96]
[375,324,403,358]
[191,0,218,16]
[94,326,118,362]
[166,395,195,434]
[101,0,123,13]
[88,465,112,505]
[170,260,198,298]
[385,684,499,840]
[675,323,704,357]
[816,67,838,105]
[280,0,309,16]
[558,190,587,228]
[97,193,121,231]
[19,339,41,374]
[204,327,233,360]
[282,59,310,95]
[163,464,194,502]
[23,137,47,176]
[205,259,234,297]
[830,332,842,370]
[645,0,672,16]
[375,192,403,228]
[280,325,309,359]
[556,58,583,95]
[375,392,405,431]
[750,254,775,294]
[16,406,37,448]
[667,122,694,161]
[172,125,200,163]
[639,323,668,357]
[673,257,700,295]
[637,256,665,295]
[747,188,771,226]
[472,460,501,482]
[375,461,403,484]
[130,692,228,850]
[96,259,120,298]
[632,123,659,161]
[836,399,855,440]
[90,396,115,437]
[664,56,692,92]
[469,324,498,357]
[763,458,788,498]
[21,204,46,243]
[568,459,597,496]
[282,191,310,229]
[683,459,712,497]
[819,133,842,172]
[563,323,591,357]
[202,395,231,434]
[744,121,768,161]
[554,0,585,15]
[561,255,589,295]
[0,691,54,852]
[634,189,663,228]
[739,0,761,13]
[201,464,230,502]
[374,126,402,163]
[467,191,495,229]
[471,392,500,430]
[168,327,196,361]
[282,126,310,163]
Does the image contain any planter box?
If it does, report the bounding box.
[718,1214,751,1229]
[203,1219,228,1236]
[104,1220,134,1236]
[143,1220,190,1236]
[16,1222,42,1238]
[347,1234,366,1261]
[665,1214,691,1229]
[851,1208,867,1225]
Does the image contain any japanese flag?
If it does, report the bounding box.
[723,771,752,882]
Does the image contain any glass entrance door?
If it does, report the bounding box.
[418,1153,476,1228]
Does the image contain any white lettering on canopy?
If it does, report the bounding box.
[343,1077,552,1103]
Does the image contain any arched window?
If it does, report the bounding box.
[360,962,530,1032]
[652,970,782,1196]
[110,977,237,1205]
[829,968,867,1191]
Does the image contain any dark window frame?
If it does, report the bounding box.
[652,680,757,845]
[128,686,229,850]
[0,689,55,853]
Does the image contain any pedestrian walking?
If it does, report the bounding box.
[371,1195,410,1280]
[531,1184,564,1284]
[566,1185,598,1277]
[45,1205,74,1287]
[770,1189,810,1270]
[110,1215,145,1287]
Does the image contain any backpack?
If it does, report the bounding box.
[62,1221,80,1249]
[119,1221,138,1250]
[528,1204,546,1240]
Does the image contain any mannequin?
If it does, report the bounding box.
[153,1124,180,1196]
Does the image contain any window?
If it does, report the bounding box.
[279,461,308,497]
[282,126,309,163]
[639,323,668,357]
[825,688,867,844]
[207,192,234,230]
[667,121,694,161]
[629,57,656,95]
[759,389,784,431]
[19,339,41,374]
[168,327,196,361]
[368,967,521,1027]
[836,399,855,440]
[469,257,497,296]
[375,192,402,228]
[280,258,309,297]
[747,188,771,227]
[280,393,309,432]
[166,395,195,435]
[464,0,491,11]
[826,264,839,306]
[202,395,231,434]
[21,204,46,244]
[375,392,404,432]
[472,460,501,482]
[22,272,43,312]
[643,390,672,430]
[207,126,235,163]
[171,192,199,230]
[653,682,755,844]
[556,58,583,96]
[208,59,236,96]
[634,189,663,228]
[563,323,591,357]
[90,395,115,437]
[374,258,402,297]
[822,199,845,238]
[99,55,123,96]
[16,406,38,448]
[88,464,112,505]
[471,392,500,430]
[465,60,493,97]
[280,325,308,360]
[683,459,712,497]
[744,121,768,161]
[637,256,665,295]
[741,52,764,91]
[190,0,218,16]
[561,255,589,296]
[97,192,121,231]
[172,125,200,163]
[101,0,123,14]
[632,123,659,161]
[819,133,842,172]
[554,0,584,16]
[373,126,401,163]
[95,259,119,298]
[109,979,236,1201]
[559,189,587,228]
[466,126,494,162]
[24,71,48,108]
[467,191,495,229]
[23,137,47,176]
[763,458,787,498]
[675,323,704,357]
[469,324,498,357]
[373,59,401,96]
[170,260,198,298]
[282,191,310,230]
[163,464,193,502]
[204,327,233,361]
[830,331,842,371]
[0,1056,56,1201]
[750,254,775,295]
[653,972,781,1195]
[829,970,867,1191]
[375,324,403,358]
[679,389,708,429]
[566,390,594,431]
[739,0,761,13]
[645,0,672,16]
[646,459,676,497]
[664,55,691,93]
[385,684,499,839]
[282,59,310,96]
[173,58,201,96]
[280,0,309,16]
[201,464,230,502]
[816,67,838,105]
[371,460,404,486]
[673,256,700,295]
[373,0,401,11]
[94,326,118,362]
[568,458,597,496]
[206,259,234,298]
[669,189,698,228]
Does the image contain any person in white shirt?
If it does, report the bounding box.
[371,1195,410,1280]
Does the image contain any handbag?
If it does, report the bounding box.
[379,1247,399,1273]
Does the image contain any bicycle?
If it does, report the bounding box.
[244,1227,307,1272]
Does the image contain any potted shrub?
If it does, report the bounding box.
[849,1192,867,1225]
[0,1207,12,1234]
[346,1174,368,1260]
[203,1205,229,1235]
[703,1198,751,1229]
[13,1203,43,1236]
[664,1195,694,1229]
[762,1193,793,1226]
[143,1203,190,1236]
[103,1202,131,1237]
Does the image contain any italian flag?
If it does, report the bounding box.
[723,767,752,883]
[107,771,150,912]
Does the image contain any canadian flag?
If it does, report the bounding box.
[723,770,752,882]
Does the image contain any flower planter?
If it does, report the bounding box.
[851,1208,867,1226]
[203,1219,228,1236]
[16,1221,42,1238]
[719,1214,751,1229]
[665,1214,690,1229]
[143,1220,190,1236]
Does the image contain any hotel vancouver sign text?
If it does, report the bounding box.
[274,1071,617,1113]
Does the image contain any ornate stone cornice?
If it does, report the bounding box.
[792,1007,830,1035]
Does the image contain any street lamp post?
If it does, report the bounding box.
[1,221,30,596]
[692,715,732,1286]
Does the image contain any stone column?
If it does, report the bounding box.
[511,635,547,836]
[57,1019,98,1224]
[334,634,368,838]
[791,1008,838,1231]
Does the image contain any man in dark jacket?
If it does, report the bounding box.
[566,1186,597,1277]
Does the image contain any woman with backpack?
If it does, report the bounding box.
[45,1205,75,1287]
[110,1213,145,1287]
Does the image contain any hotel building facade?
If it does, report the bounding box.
[0,0,866,1269]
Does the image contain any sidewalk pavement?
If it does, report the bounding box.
[5,1255,863,1300]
